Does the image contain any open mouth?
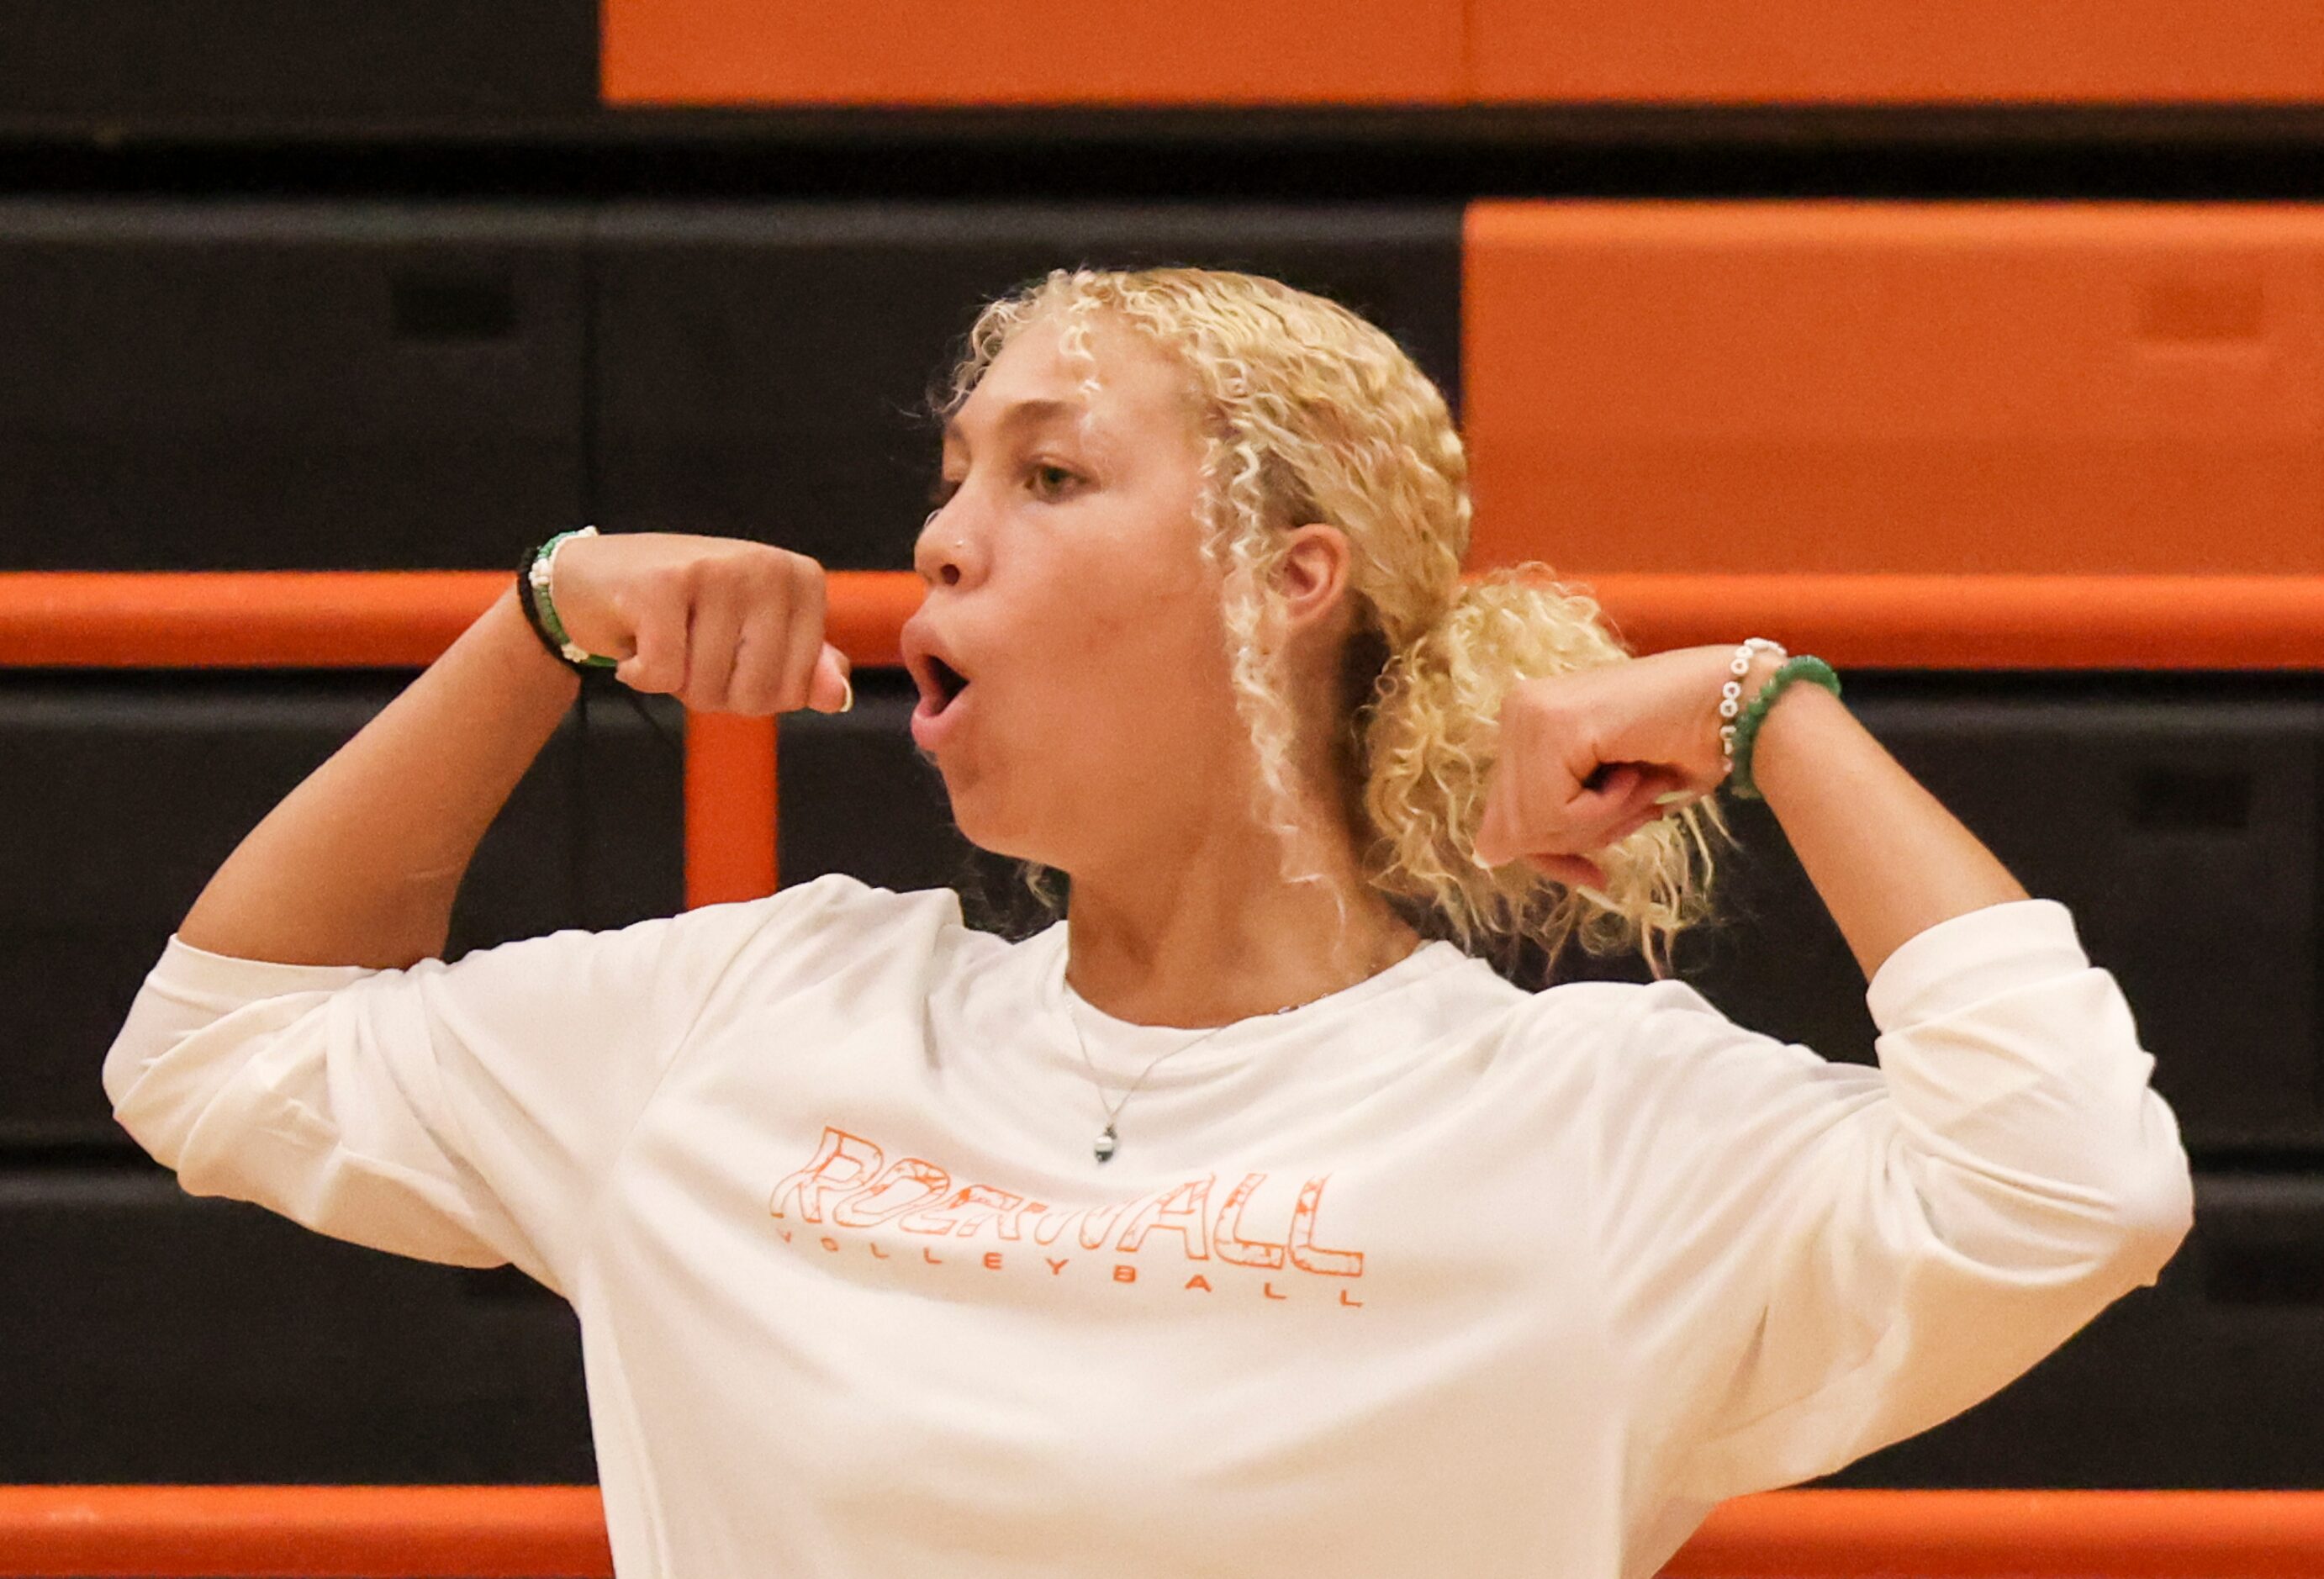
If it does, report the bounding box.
[928,655,970,712]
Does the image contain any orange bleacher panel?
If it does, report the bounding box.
[1469,1,2324,103]
[1462,200,2324,583]
[601,0,1463,106]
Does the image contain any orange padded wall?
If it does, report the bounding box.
[1461,201,2324,577]
[1470,2,2324,103]
[601,0,1462,105]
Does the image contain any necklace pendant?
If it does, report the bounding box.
[1094,1125,1117,1164]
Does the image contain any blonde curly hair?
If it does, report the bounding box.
[931,265,1741,982]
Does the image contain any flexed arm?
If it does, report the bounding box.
[177,531,852,970]
[1468,642,2026,983]
[1471,644,2194,1501]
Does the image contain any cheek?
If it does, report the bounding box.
[1005,598,1211,752]
[1094,616,1232,747]
[1006,521,1228,741]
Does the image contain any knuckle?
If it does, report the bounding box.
[789,560,826,619]
[739,667,785,718]
[739,552,790,605]
[1525,691,1579,730]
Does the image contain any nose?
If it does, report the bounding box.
[912,501,980,589]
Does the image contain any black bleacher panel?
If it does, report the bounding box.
[0,0,597,131]
[0,203,587,571]
[1821,1173,2324,1490]
[0,1170,592,1481]
[588,203,1465,570]
[0,673,683,1154]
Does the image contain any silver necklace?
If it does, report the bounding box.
[1057,943,1408,1165]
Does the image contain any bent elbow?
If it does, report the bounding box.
[101,982,226,1167]
[103,1048,188,1171]
[100,1038,141,1116]
[2096,1138,2196,1290]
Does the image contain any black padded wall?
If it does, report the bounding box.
[0,203,588,570]
[0,1,598,132]
[1822,1170,2324,1491]
[0,675,683,1159]
[3,1172,592,1482]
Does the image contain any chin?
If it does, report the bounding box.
[936,779,1026,861]
[943,790,1075,872]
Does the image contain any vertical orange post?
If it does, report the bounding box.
[682,710,778,908]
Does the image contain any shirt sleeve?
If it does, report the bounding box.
[1584,896,2196,1504]
[100,872,889,1296]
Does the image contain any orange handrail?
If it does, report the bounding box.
[0,569,922,671]
[2,570,2315,673]
[1,568,2316,908]
[1669,1488,2324,1577]
[0,1484,610,1578]
[6,1486,2324,1577]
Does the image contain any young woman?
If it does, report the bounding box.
[105,267,2193,1577]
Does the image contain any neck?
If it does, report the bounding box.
[1060,800,1424,1030]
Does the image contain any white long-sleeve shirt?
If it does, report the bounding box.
[102,877,2193,1578]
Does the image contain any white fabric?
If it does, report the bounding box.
[103,878,2194,1577]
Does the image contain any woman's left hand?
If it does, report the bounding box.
[1471,645,1766,890]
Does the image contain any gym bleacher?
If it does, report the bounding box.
[1,2,2319,1571]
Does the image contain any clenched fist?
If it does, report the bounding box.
[542,531,853,716]
[1471,645,1787,889]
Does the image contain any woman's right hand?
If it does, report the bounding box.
[544,531,853,716]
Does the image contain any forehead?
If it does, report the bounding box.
[942,308,1196,448]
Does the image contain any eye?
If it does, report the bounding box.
[1027,462,1080,499]
[927,474,962,508]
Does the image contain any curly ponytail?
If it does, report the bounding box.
[935,265,1740,981]
[1359,567,1736,982]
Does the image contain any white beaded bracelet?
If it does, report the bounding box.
[1719,636,1789,779]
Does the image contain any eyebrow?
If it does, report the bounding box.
[940,397,1085,449]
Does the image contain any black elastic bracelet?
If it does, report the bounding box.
[515,540,591,673]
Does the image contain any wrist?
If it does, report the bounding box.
[1728,652,1846,799]
[1703,646,1788,784]
[515,530,621,674]
[494,583,586,690]
[1740,678,1853,819]
[1739,651,1789,709]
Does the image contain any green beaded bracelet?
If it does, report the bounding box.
[1727,655,1842,801]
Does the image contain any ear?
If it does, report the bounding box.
[1273,522,1353,633]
